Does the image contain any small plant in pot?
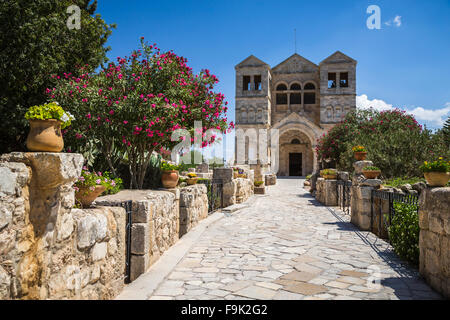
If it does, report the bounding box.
[254,180,264,187]
[352,145,367,161]
[160,160,180,188]
[420,157,450,187]
[24,102,74,152]
[186,172,198,185]
[362,166,381,179]
[321,169,337,180]
[74,168,121,208]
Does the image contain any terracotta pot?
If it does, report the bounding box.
[26,119,64,152]
[75,185,106,208]
[323,174,337,180]
[424,172,450,187]
[363,170,381,179]
[161,170,179,188]
[186,177,198,185]
[233,171,239,179]
[354,151,367,161]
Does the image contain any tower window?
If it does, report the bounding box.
[276,84,287,91]
[340,72,348,87]
[290,83,301,90]
[254,75,262,90]
[304,92,315,104]
[328,73,336,88]
[243,76,251,91]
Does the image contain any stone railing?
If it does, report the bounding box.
[0,153,126,300]
[418,187,450,298]
[213,168,254,207]
[95,184,209,281]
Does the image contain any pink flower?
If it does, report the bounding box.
[123,120,128,124]
[96,179,101,184]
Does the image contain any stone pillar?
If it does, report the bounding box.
[213,168,235,207]
[315,178,338,206]
[350,160,381,231]
[418,187,450,298]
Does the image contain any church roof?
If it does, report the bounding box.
[320,51,357,65]
[272,53,318,71]
[235,55,269,69]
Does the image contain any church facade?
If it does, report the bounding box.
[234,51,357,176]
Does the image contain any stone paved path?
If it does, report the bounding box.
[146,178,442,300]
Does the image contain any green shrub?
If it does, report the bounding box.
[383,177,425,188]
[388,202,420,266]
[364,166,380,171]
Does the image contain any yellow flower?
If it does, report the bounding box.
[424,161,428,165]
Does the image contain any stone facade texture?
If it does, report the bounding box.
[179,184,209,237]
[418,187,450,298]
[0,153,126,300]
[315,178,338,206]
[235,52,357,176]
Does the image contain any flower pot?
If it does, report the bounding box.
[186,177,198,185]
[323,174,337,180]
[424,172,450,187]
[26,119,64,152]
[233,171,239,179]
[161,170,179,188]
[363,170,381,179]
[354,152,367,161]
[75,185,106,208]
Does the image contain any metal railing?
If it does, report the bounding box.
[198,178,224,213]
[336,180,352,214]
[371,189,419,240]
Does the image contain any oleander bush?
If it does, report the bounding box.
[316,109,450,178]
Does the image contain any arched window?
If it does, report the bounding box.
[304,82,316,104]
[291,139,301,144]
[276,83,288,105]
[290,83,301,104]
[276,84,287,91]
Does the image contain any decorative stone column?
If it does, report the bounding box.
[418,187,450,298]
[350,160,381,230]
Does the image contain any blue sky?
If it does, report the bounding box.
[97,0,450,132]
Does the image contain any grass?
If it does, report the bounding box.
[382,177,425,188]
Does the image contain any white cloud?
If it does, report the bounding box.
[385,15,402,27]
[356,94,450,127]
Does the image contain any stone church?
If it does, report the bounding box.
[234,51,357,176]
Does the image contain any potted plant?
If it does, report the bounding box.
[362,166,381,179]
[352,145,367,161]
[160,160,180,188]
[24,102,74,152]
[233,167,239,179]
[321,169,337,180]
[254,181,264,187]
[186,172,198,185]
[74,168,121,208]
[420,157,450,187]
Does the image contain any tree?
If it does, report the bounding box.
[51,39,233,189]
[316,109,447,178]
[443,116,450,147]
[0,0,115,153]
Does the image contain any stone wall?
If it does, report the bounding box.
[0,153,126,300]
[95,189,180,281]
[213,168,254,208]
[418,187,450,298]
[179,184,208,237]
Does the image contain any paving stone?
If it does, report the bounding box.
[235,286,277,300]
[280,271,317,282]
[283,282,328,295]
[339,270,368,278]
[255,282,283,290]
[325,281,351,289]
[221,280,253,292]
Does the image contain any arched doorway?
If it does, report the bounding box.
[278,130,314,176]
